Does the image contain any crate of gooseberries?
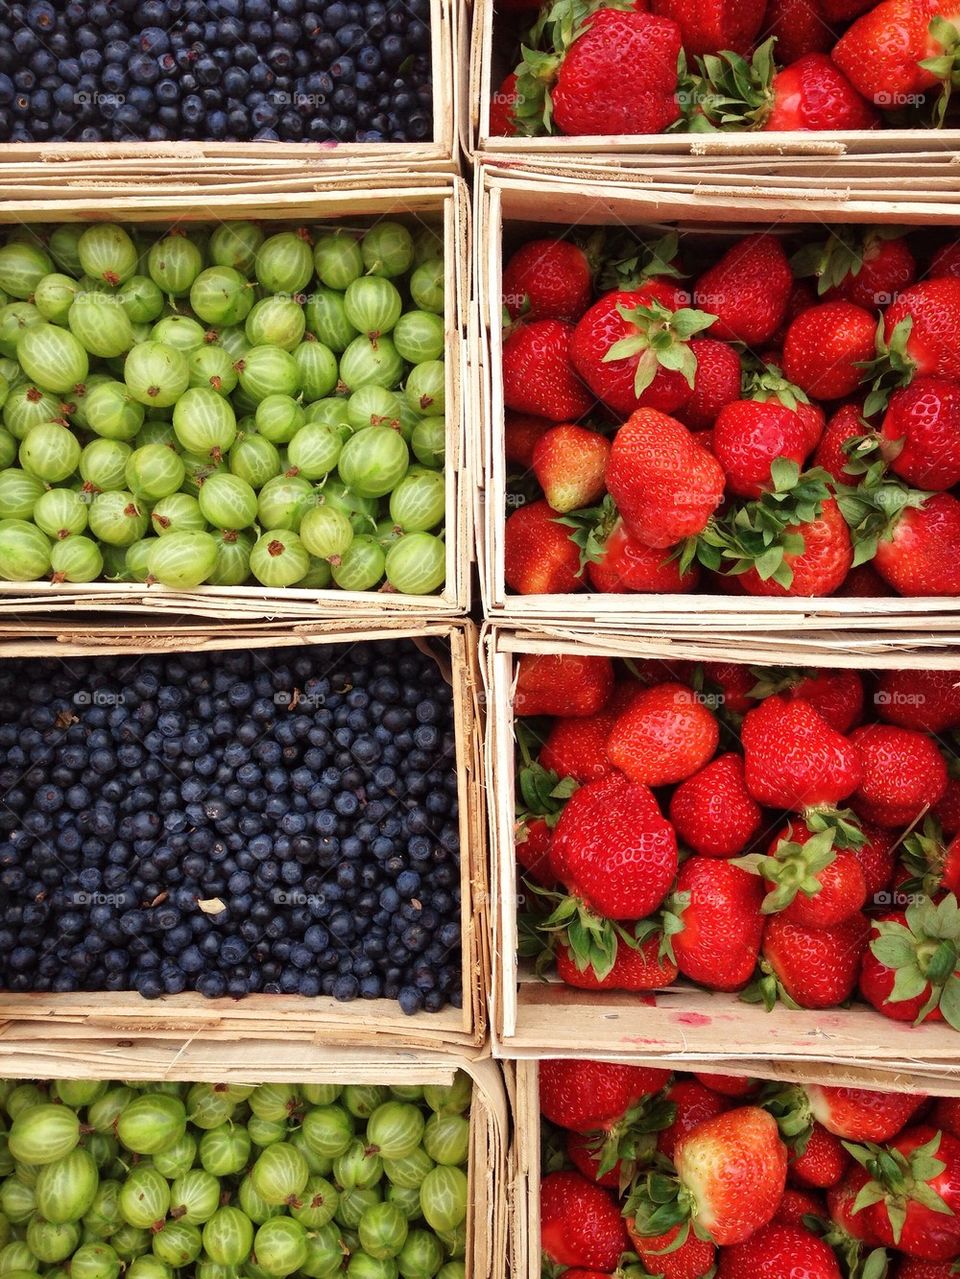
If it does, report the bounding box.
[0,616,487,1048]
[0,178,469,619]
[483,621,960,1066]
[0,1041,507,1279]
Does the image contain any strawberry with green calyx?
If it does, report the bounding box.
[543,915,681,992]
[602,299,718,401]
[813,405,881,485]
[741,358,825,453]
[860,316,916,419]
[504,498,585,596]
[859,894,960,1027]
[832,467,934,568]
[623,1223,717,1278]
[901,815,960,900]
[746,911,870,1010]
[664,857,764,992]
[790,227,916,309]
[558,495,701,594]
[734,814,868,926]
[541,1170,630,1271]
[598,231,687,293]
[748,666,864,733]
[502,232,601,324]
[515,719,578,825]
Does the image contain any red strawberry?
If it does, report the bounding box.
[565,1131,628,1189]
[851,822,897,900]
[930,242,960,279]
[802,1082,927,1140]
[606,408,725,549]
[694,234,792,346]
[741,694,862,811]
[783,300,877,401]
[570,283,703,417]
[753,667,864,734]
[532,424,610,512]
[812,402,870,483]
[541,713,616,784]
[831,0,952,107]
[853,1125,960,1261]
[502,320,594,421]
[789,1122,850,1188]
[550,774,677,919]
[713,399,810,498]
[796,226,916,310]
[760,910,869,1008]
[882,277,960,381]
[505,499,583,595]
[716,1222,841,1278]
[539,1059,669,1133]
[516,817,554,886]
[835,563,892,596]
[540,1171,628,1271]
[934,776,960,836]
[872,491,960,595]
[693,1073,758,1098]
[775,1187,826,1226]
[734,497,854,598]
[874,669,960,732]
[763,0,834,63]
[761,820,867,928]
[587,519,701,593]
[675,339,742,431]
[850,723,948,828]
[555,931,679,991]
[626,1219,716,1278]
[545,9,683,136]
[630,1107,787,1246]
[827,1166,883,1244]
[762,53,878,130]
[505,412,551,470]
[669,857,764,992]
[897,1260,960,1278]
[650,0,764,52]
[860,904,960,1026]
[658,1079,731,1161]
[932,1096,960,1140]
[489,72,520,136]
[880,376,960,491]
[606,682,719,786]
[514,653,612,717]
[502,238,593,324]
[668,753,762,859]
[703,663,755,714]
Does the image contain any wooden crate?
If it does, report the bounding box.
[510,1057,960,1279]
[0,178,471,620]
[0,617,488,1052]
[475,164,960,631]
[482,621,960,1071]
[0,1035,508,1279]
[468,0,960,161]
[0,0,460,176]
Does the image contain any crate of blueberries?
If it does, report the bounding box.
[0,0,459,172]
[0,179,471,618]
[0,616,487,1049]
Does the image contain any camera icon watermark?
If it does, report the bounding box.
[874,690,926,707]
[273,689,326,710]
[273,890,325,907]
[71,891,128,907]
[875,91,924,107]
[75,91,125,107]
[73,689,126,707]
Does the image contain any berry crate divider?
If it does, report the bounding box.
[0,176,471,620]
[482,620,960,1072]
[0,616,488,1052]
[475,163,960,632]
[509,1056,960,1279]
[0,1034,509,1279]
[0,0,460,177]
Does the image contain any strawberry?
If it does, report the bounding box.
[502,238,593,324]
[541,713,617,783]
[930,241,960,279]
[901,815,960,900]
[848,1125,960,1261]
[932,1096,960,1139]
[628,1107,787,1246]
[831,0,959,110]
[606,682,720,786]
[555,930,679,990]
[757,910,869,1008]
[715,1222,842,1278]
[874,669,960,733]
[835,563,892,596]
[935,776,960,836]
[489,72,520,136]
[741,694,862,812]
[570,284,709,417]
[539,1059,670,1133]
[742,362,826,454]
[752,667,864,734]
[897,1261,960,1278]
[668,857,764,992]
[693,1073,759,1098]
[649,0,764,52]
[850,723,948,828]
[516,816,555,886]
[586,518,701,593]
[514,653,613,717]
[550,772,677,918]
[789,1122,850,1189]
[851,822,898,900]
[532,424,611,512]
[827,1166,884,1244]
[798,1082,927,1141]
[505,499,584,595]
[505,412,551,470]
[540,1171,628,1271]
[783,301,877,401]
[675,339,742,431]
[812,402,871,483]
[694,234,792,346]
[860,899,960,1027]
[702,663,755,715]
[757,819,868,928]
[668,753,762,859]
[658,1079,731,1161]
[793,226,917,311]
[502,320,594,421]
[882,277,960,382]
[774,1187,826,1226]
[738,496,854,598]
[763,0,834,63]
[880,376,960,492]
[713,399,811,499]
[625,1219,716,1278]
[871,491,960,595]
[565,1131,632,1190]
[606,408,725,549]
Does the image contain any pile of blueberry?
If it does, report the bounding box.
[0,0,433,144]
[0,639,462,1014]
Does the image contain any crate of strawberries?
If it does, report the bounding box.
[478,169,960,628]
[514,1056,960,1279]
[483,623,960,1064]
